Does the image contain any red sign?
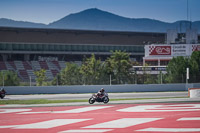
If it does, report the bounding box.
[192,45,200,51]
[149,46,171,55]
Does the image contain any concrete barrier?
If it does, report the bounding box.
[2,83,193,95]
[188,88,200,98]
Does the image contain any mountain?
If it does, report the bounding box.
[48,8,171,32]
[0,18,46,28]
[48,8,134,30]
[0,8,200,33]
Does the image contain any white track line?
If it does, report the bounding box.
[18,106,113,114]
[59,129,113,133]
[52,106,113,113]
[18,111,52,114]
[137,128,200,132]
[178,117,200,121]
[0,119,90,129]
[117,104,200,112]
[84,118,162,128]
[0,109,32,114]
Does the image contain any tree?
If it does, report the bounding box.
[165,56,189,83]
[190,51,200,68]
[80,54,102,85]
[0,71,20,86]
[34,69,48,86]
[190,51,200,82]
[51,73,61,86]
[105,50,132,84]
[165,51,200,83]
[59,62,82,85]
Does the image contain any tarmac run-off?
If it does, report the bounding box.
[0,103,200,133]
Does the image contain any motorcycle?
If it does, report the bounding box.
[88,93,109,104]
[0,88,6,99]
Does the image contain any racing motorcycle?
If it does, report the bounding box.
[0,88,6,99]
[88,93,109,104]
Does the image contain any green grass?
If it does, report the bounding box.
[0,99,88,105]
[0,97,188,105]
[110,97,188,101]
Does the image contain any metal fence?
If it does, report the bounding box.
[16,73,200,86]
[1,71,200,86]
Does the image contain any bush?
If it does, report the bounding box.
[0,71,20,86]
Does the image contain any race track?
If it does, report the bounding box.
[1,103,200,133]
[4,92,188,100]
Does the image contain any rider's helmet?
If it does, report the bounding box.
[100,88,105,93]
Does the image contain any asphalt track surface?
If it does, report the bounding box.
[4,92,188,100]
[1,103,200,133]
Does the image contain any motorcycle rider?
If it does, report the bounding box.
[88,88,109,104]
[97,88,105,99]
[0,87,6,99]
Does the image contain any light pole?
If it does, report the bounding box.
[57,75,59,86]
[130,70,136,84]
[3,71,5,87]
[30,76,31,87]
[109,74,111,85]
[160,71,163,84]
[186,68,189,84]
[135,70,137,84]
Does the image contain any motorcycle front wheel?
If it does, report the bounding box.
[103,97,109,104]
[0,94,5,99]
[88,98,95,104]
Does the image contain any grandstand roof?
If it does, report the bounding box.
[0,26,165,45]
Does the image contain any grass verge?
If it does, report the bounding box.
[0,99,88,105]
[0,97,188,105]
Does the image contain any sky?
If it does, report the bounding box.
[0,0,200,24]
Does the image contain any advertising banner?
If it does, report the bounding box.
[172,45,187,56]
[146,44,200,57]
[149,46,171,55]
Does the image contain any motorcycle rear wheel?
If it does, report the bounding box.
[88,98,95,104]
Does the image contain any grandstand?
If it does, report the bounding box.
[0,26,166,81]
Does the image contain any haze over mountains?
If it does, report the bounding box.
[0,8,200,33]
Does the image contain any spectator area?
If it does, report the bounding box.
[0,61,66,81]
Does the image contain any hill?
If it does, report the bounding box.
[0,8,200,33]
[0,18,46,28]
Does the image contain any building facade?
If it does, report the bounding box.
[0,27,165,81]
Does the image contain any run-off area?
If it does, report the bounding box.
[0,103,200,133]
